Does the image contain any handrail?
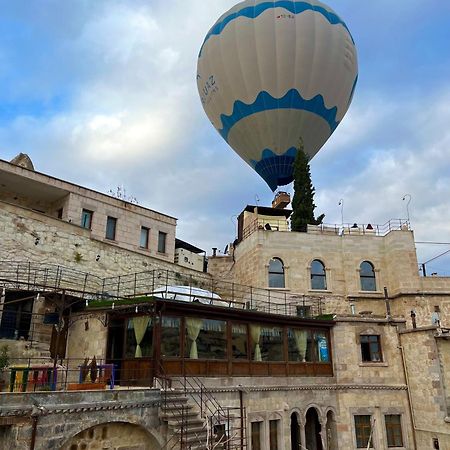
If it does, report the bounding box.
[241,218,410,240]
[0,261,325,320]
[157,362,247,449]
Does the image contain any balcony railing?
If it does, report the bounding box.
[242,218,410,240]
[0,261,326,319]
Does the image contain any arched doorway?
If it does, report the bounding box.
[305,408,323,450]
[291,412,300,450]
[326,410,338,450]
[61,422,161,450]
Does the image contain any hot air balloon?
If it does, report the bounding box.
[197,0,358,191]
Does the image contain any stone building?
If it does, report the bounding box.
[0,157,449,450]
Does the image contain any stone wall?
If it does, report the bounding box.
[400,327,450,447]
[0,201,208,281]
[0,389,162,450]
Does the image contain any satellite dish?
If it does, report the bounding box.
[197,0,358,191]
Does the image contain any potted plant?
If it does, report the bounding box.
[0,345,10,391]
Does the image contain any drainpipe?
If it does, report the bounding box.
[29,405,45,450]
[398,333,418,450]
[239,388,244,449]
[30,416,38,450]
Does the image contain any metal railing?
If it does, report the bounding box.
[158,362,247,450]
[241,218,410,240]
[0,261,325,319]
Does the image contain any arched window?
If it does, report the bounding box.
[268,258,285,288]
[311,260,327,290]
[360,261,376,291]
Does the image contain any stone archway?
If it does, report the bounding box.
[290,412,301,450]
[305,408,323,450]
[326,410,338,450]
[61,422,161,450]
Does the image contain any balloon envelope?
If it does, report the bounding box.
[197,0,358,191]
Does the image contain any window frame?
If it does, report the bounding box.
[81,209,93,229]
[354,415,373,448]
[158,231,167,253]
[250,421,262,450]
[140,226,150,249]
[360,334,383,363]
[269,419,279,450]
[310,259,327,290]
[268,258,285,288]
[385,414,404,448]
[360,261,377,292]
[105,216,117,241]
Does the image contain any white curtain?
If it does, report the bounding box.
[132,316,150,358]
[186,318,203,359]
[294,329,307,362]
[250,324,262,361]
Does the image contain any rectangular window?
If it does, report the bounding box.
[251,422,262,450]
[214,424,228,448]
[161,316,181,358]
[81,209,93,229]
[269,420,279,450]
[125,318,153,358]
[106,216,117,240]
[158,231,167,253]
[361,335,382,362]
[385,415,403,447]
[355,415,373,448]
[288,328,308,362]
[57,208,63,219]
[258,326,283,361]
[140,227,150,249]
[232,323,248,360]
[185,318,227,360]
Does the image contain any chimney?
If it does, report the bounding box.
[272,192,291,209]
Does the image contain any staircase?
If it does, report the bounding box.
[157,369,247,450]
[159,389,208,450]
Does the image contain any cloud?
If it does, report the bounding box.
[0,0,450,273]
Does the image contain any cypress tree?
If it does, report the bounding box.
[290,141,325,232]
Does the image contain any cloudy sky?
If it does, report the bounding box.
[1,1,450,273]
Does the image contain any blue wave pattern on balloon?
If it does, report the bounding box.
[218,89,338,142]
[250,148,297,191]
[199,1,353,57]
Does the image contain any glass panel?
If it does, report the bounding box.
[305,330,317,362]
[360,261,376,291]
[361,335,382,362]
[140,227,149,248]
[385,415,403,447]
[185,318,227,360]
[161,316,180,358]
[269,420,279,450]
[232,323,248,360]
[259,326,283,361]
[81,210,92,229]
[158,231,167,253]
[311,260,326,290]
[355,415,372,448]
[315,332,330,362]
[251,422,262,450]
[288,328,308,362]
[269,258,285,288]
[106,216,117,240]
[361,276,376,291]
[125,318,153,358]
[360,261,375,276]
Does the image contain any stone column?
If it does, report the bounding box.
[319,416,327,450]
[299,417,306,450]
[0,287,5,328]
